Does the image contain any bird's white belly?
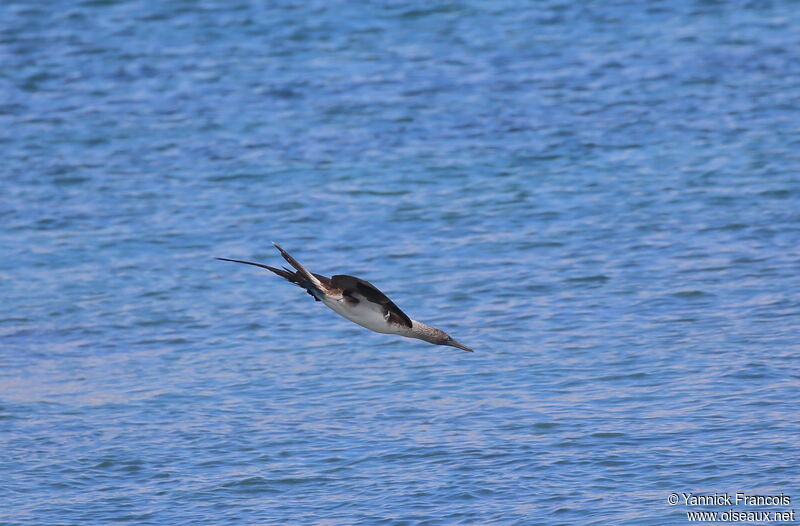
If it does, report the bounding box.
[322,297,398,334]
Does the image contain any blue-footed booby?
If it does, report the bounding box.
[217,243,474,352]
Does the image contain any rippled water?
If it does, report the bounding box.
[2,1,799,524]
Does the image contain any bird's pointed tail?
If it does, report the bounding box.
[271,242,326,291]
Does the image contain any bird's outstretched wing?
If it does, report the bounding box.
[330,275,413,328]
[216,257,330,301]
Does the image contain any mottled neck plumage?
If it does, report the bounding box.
[404,319,448,344]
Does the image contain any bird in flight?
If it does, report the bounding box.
[217,243,474,352]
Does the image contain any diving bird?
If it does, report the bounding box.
[217,243,474,352]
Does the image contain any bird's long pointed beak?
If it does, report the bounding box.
[446,339,475,353]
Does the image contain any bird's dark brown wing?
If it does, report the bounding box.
[330,275,413,328]
[216,257,331,301]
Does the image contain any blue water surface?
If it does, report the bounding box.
[2,1,799,524]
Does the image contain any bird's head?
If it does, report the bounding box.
[408,320,475,352]
[439,334,475,352]
[420,326,474,352]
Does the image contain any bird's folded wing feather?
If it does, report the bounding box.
[330,275,413,328]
